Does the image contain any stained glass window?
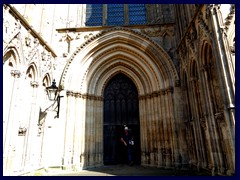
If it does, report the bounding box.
[107,4,124,26]
[129,4,146,25]
[85,4,146,26]
[86,4,103,26]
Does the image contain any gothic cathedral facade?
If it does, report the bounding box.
[3,4,235,176]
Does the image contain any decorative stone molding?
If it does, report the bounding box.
[18,126,27,136]
[224,5,235,32]
[138,89,176,99]
[33,38,40,47]
[74,92,82,98]
[140,25,174,37]
[60,27,179,88]
[30,81,39,88]
[197,12,211,40]
[189,77,198,82]
[61,32,74,42]
[146,93,152,99]
[200,118,207,130]
[166,86,173,94]
[160,89,166,96]
[25,36,31,47]
[66,91,74,97]
[152,91,159,97]
[201,63,212,72]
[75,32,81,40]
[10,70,21,78]
[175,79,181,87]
[214,112,226,127]
[186,23,197,55]
[230,45,235,54]
[66,91,102,101]
[14,19,21,32]
[177,42,187,67]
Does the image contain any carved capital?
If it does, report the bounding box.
[201,63,212,72]
[197,12,211,39]
[215,112,226,127]
[152,91,159,97]
[200,118,207,130]
[175,80,181,87]
[66,90,74,97]
[41,50,47,61]
[75,92,82,98]
[33,38,39,47]
[160,89,166,96]
[18,126,27,136]
[166,86,173,94]
[14,19,21,31]
[11,70,21,78]
[146,93,152,99]
[31,81,39,88]
[189,77,198,82]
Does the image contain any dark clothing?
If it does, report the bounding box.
[121,131,134,164]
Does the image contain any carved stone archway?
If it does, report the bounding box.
[60,27,183,169]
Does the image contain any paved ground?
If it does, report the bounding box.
[23,164,211,176]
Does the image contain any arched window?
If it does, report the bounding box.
[85,4,146,26]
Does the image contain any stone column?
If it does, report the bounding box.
[147,94,155,167]
[189,77,204,167]
[139,96,147,165]
[152,91,160,166]
[79,95,86,167]
[3,70,21,175]
[201,65,223,175]
[157,91,164,168]
[95,96,103,166]
[26,81,39,169]
[208,5,235,141]
[215,112,235,175]
[172,85,188,169]
[72,92,81,170]
[146,94,153,166]
[160,89,171,168]
[88,95,95,167]
[62,91,74,169]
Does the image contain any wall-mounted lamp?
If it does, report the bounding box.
[46,79,63,118]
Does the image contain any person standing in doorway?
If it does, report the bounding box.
[120,126,134,166]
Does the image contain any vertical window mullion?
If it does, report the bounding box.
[124,4,129,25]
[103,4,107,26]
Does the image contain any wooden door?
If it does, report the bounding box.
[103,73,140,164]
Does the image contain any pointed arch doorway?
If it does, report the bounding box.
[103,73,141,165]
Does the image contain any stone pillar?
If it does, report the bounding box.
[215,112,235,175]
[95,96,103,166]
[88,95,94,167]
[139,96,147,165]
[79,95,86,167]
[172,85,188,169]
[160,89,170,168]
[25,81,39,169]
[3,70,21,175]
[166,86,179,168]
[157,91,164,168]
[62,91,75,169]
[152,91,160,166]
[209,4,235,143]
[146,94,154,167]
[187,78,198,166]
[72,92,81,170]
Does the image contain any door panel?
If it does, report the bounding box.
[103,73,140,164]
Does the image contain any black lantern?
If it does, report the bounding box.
[46,79,58,101]
[46,79,63,118]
